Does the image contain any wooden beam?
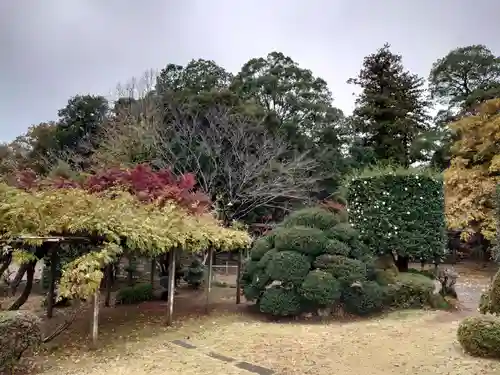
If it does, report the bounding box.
[236,249,242,304]
[166,249,176,326]
[205,247,214,313]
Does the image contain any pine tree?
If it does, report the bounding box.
[348,44,431,167]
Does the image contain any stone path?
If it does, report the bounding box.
[171,339,274,375]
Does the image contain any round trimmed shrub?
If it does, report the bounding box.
[243,284,262,302]
[299,270,341,306]
[184,257,205,288]
[115,283,154,305]
[385,273,434,308]
[314,255,367,286]
[457,316,500,358]
[257,249,277,269]
[251,268,271,289]
[375,269,398,285]
[342,281,386,316]
[259,286,302,316]
[241,260,259,283]
[326,223,359,243]
[274,226,328,256]
[0,311,42,373]
[250,237,272,260]
[266,251,311,285]
[281,207,346,230]
[323,238,351,256]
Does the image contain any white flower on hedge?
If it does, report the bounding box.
[404,187,408,191]
[407,211,410,214]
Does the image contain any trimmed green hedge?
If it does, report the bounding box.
[346,168,446,262]
[115,283,154,305]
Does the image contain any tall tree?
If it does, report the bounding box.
[232,51,344,149]
[54,94,109,158]
[348,44,432,167]
[156,59,232,96]
[429,45,500,111]
[232,51,349,192]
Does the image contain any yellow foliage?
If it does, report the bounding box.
[444,99,500,239]
[0,183,251,298]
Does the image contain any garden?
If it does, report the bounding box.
[2,165,500,375]
[2,45,500,374]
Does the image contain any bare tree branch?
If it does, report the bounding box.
[154,101,319,222]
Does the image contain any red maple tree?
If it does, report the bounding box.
[13,164,210,214]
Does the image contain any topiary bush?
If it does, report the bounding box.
[342,281,386,316]
[313,254,367,287]
[457,315,500,358]
[250,237,272,261]
[266,251,311,285]
[0,311,42,374]
[242,206,376,317]
[299,270,341,306]
[346,168,446,271]
[259,286,303,316]
[281,207,347,230]
[184,257,205,288]
[385,273,435,309]
[241,204,441,319]
[115,283,154,305]
[274,226,328,256]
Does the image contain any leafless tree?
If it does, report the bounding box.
[154,102,319,222]
[91,70,161,169]
[92,71,320,222]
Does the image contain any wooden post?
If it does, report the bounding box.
[236,249,242,304]
[46,246,58,318]
[205,247,214,312]
[150,257,156,286]
[104,264,112,307]
[166,249,176,326]
[91,289,100,347]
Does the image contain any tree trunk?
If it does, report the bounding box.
[395,256,409,272]
[0,252,12,280]
[9,263,29,296]
[8,262,36,310]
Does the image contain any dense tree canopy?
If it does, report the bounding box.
[444,99,500,239]
[1,42,499,235]
[429,45,500,111]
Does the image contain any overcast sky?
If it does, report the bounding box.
[0,0,499,142]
